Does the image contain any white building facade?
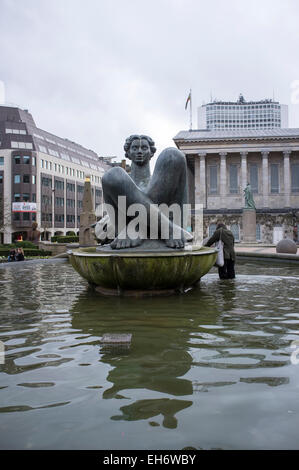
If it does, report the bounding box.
[0,105,108,243]
[198,95,288,130]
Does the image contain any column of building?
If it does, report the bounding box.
[219,152,227,203]
[283,150,291,207]
[262,151,269,207]
[240,151,248,193]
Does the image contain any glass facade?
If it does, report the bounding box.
[204,101,282,130]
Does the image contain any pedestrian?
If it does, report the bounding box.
[15,247,25,262]
[204,222,236,279]
[7,249,16,262]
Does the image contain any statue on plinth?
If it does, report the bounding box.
[95,135,193,250]
[243,183,256,210]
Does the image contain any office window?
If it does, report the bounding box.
[32,175,36,184]
[14,175,21,183]
[209,165,218,194]
[14,193,21,201]
[249,164,258,193]
[256,224,261,241]
[229,164,238,194]
[230,224,240,242]
[0,157,4,165]
[208,224,217,237]
[0,175,3,183]
[23,193,30,202]
[291,164,299,192]
[23,174,30,183]
[14,156,21,164]
[32,156,36,166]
[270,164,279,193]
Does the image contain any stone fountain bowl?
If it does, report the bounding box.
[68,245,217,296]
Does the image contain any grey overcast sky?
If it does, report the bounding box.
[1,0,299,164]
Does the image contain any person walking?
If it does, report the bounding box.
[204,222,236,279]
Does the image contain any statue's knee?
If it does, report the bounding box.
[102,167,126,191]
[160,147,186,169]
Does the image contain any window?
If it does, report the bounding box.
[270,164,279,193]
[0,157,4,165]
[256,224,261,241]
[42,177,51,187]
[249,164,258,193]
[32,175,36,184]
[23,212,30,221]
[23,174,30,183]
[230,224,240,242]
[13,212,20,221]
[0,175,3,184]
[14,175,21,184]
[32,193,36,202]
[23,193,30,202]
[11,142,33,149]
[55,180,64,191]
[14,193,21,202]
[23,156,30,164]
[209,165,218,194]
[291,164,299,192]
[229,164,238,194]
[209,224,217,237]
[14,156,21,164]
[32,156,36,166]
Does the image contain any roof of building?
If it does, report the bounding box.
[0,105,107,173]
[174,128,299,142]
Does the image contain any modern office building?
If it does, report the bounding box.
[174,128,299,244]
[0,105,110,243]
[198,94,288,130]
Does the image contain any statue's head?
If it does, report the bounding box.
[124,135,156,166]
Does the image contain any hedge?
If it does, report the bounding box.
[1,241,37,249]
[51,235,79,243]
[0,248,52,257]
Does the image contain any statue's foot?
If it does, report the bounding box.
[110,236,143,250]
[165,235,185,249]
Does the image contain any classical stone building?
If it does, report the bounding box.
[174,128,299,243]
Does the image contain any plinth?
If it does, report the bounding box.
[242,208,256,243]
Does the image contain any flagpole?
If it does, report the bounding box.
[189,88,192,130]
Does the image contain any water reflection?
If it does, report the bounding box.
[0,260,299,449]
[71,291,223,428]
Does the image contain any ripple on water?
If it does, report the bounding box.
[0,260,299,450]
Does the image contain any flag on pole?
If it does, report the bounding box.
[185,90,191,110]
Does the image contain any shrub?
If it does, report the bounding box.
[0,248,52,257]
[1,241,37,249]
[51,235,79,243]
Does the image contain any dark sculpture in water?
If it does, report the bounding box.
[98,135,192,250]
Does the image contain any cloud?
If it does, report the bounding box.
[1,0,299,161]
